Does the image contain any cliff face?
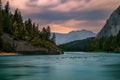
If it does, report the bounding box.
[97,6,120,38]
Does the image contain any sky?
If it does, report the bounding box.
[2,0,120,33]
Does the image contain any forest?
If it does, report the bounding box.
[88,32,120,52]
[59,32,120,52]
[0,1,57,52]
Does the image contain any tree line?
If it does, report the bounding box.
[0,0,56,52]
[59,31,120,52]
[88,31,120,52]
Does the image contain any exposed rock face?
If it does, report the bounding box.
[97,6,120,38]
[1,33,63,55]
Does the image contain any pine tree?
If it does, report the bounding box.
[0,0,2,11]
[46,26,51,40]
[41,27,47,39]
[4,1,10,14]
[13,8,23,23]
[0,0,57,52]
[0,0,2,51]
[0,26,2,36]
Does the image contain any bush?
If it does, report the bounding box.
[2,41,13,52]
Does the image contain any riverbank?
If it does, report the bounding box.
[0,52,21,56]
[0,51,64,56]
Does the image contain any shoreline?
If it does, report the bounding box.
[0,51,64,56]
[0,52,21,56]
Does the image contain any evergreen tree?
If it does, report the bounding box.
[46,26,51,40]
[0,0,58,52]
[13,8,23,23]
[4,1,10,14]
[0,0,2,11]
[0,0,2,51]
[116,31,120,47]
[2,12,12,34]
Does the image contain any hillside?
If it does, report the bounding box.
[97,6,120,38]
[59,5,120,52]
[0,1,63,55]
[55,30,96,45]
[59,37,95,51]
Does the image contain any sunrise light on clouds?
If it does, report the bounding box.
[2,0,120,33]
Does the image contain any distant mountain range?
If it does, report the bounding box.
[59,5,120,52]
[54,30,96,45]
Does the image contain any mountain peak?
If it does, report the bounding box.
[69,30,95,34]
[55,30,96,45]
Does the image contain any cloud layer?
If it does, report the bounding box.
[2,0,120,33]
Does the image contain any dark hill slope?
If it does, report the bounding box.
[58,37,94,51]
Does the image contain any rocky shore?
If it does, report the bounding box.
[0,33,63,56]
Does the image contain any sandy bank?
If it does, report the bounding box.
[0,52,21,56]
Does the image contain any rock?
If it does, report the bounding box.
[97,6,120,38]
[1,33,63,55]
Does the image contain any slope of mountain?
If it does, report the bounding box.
[58,37,95,51]
[97,6,120,38]
[55,30,96,45]
[59,6,120,52]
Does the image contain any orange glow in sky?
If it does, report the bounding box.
[2,0,120,33]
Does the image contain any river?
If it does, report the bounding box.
[0,52,120,80]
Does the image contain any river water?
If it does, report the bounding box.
[0,52,120,80]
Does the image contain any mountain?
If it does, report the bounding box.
[59,6,120,52]
[55,30,96,45]
[97,6,120,38]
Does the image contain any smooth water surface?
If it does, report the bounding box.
[0,52,120,80]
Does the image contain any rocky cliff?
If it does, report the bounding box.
[97,6,120,38]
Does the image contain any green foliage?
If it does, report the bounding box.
[88,32,120,52]
[0,35,2,52]
[0,0,2,11]
[4,1,10,14]
[2,41,13,52]
[0,0,57,52]
[39,26,51,40]
[59,32,120,52]
[59,38,94,51]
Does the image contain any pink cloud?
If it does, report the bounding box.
[3,0,120,14]
[48,19,106,33]
[50,0,87,12]
[3,0,120,13]
[50,0,120,12]
[2,0,120,33]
